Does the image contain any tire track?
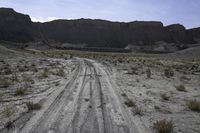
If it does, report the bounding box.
[7,58,150,133]
[18,59,85,133]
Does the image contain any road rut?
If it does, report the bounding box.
[4,58,149,133]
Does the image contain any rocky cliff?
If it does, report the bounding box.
[0,8,199,49]
[188,27,200,43]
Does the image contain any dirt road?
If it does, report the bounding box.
[3,58,149,133]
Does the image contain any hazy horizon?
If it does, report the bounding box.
[0,0,200,29]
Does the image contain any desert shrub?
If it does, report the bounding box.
[31,63,38,72]
[146,68,151,78]
[160,93,170,101]
[14,88,26,96]
[3,106,13,117]
[175,85,186,92]
[121,93,127,97]
[41,68,49,78]
[11,71,19,82]
[124,99,136,107]
[164,68,174,78]
[85,98,89,102]
[187,100,200,112]
[56,68,65,77]
[154,105,161,110]
[133,106,143,116]
[0,78,11,88]
[26,102,41,111]
[153,119,174,133]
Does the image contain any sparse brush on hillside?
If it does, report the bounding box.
[160,93,170,101]
[153,119,174,133]
[121,93,127,97]
[0,77,11,88]
[11,71,19,82]
[175,84,186,92]
[26,101,41,111]
[3,106,13,117]
[146,68,151,78]
[187,100,200,112]
[56,68,65,77]
[41,68,49,78]
[164,68,174,78]
[132,106,144,116]
[124,99,136,107]
[14,87,27,96]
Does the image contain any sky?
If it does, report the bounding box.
[0,0,200,29]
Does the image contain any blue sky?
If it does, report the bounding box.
[0,0,200,29]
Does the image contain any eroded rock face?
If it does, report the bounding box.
[188,27,200,43]
[165,24,194,44]
[0,8,36,42]
[0,8,199,48]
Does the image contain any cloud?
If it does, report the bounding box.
[30,16,60,22]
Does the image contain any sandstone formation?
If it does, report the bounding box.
[0,8,199,50]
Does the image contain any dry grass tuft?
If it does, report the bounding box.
[153,119,174,133]
[175,85,186,92]
[160,93,170,101]
[164,68,174,78]
[26,101,41,111]
[56,68,65,77]
[121,93,127,97]
[3,106,13,117]
[41,68,49,78]
[146,68,151,78]
[133,106,143,116]
[124,99,136,107]
[14,88,26,96]
[0,78,11,88]
[187,100,200,112]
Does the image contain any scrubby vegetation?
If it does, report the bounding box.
[164,68,174,78]
[26,101,41,111]
[121,93,127,97]
[56,68,65,77]
[0,77,11,88]
[160,93,170,101]
[133,106,143,116]
[146,68,151,78]
[41,68,49,78]
[3,106,13,117]
[175,85,186,92]
[153,119,174,133]
[14,87,27,96]
[187,100,200,112]
[124,99,136,107]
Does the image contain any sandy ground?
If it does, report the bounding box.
[0,47,200,133]
[111,57,200,133]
